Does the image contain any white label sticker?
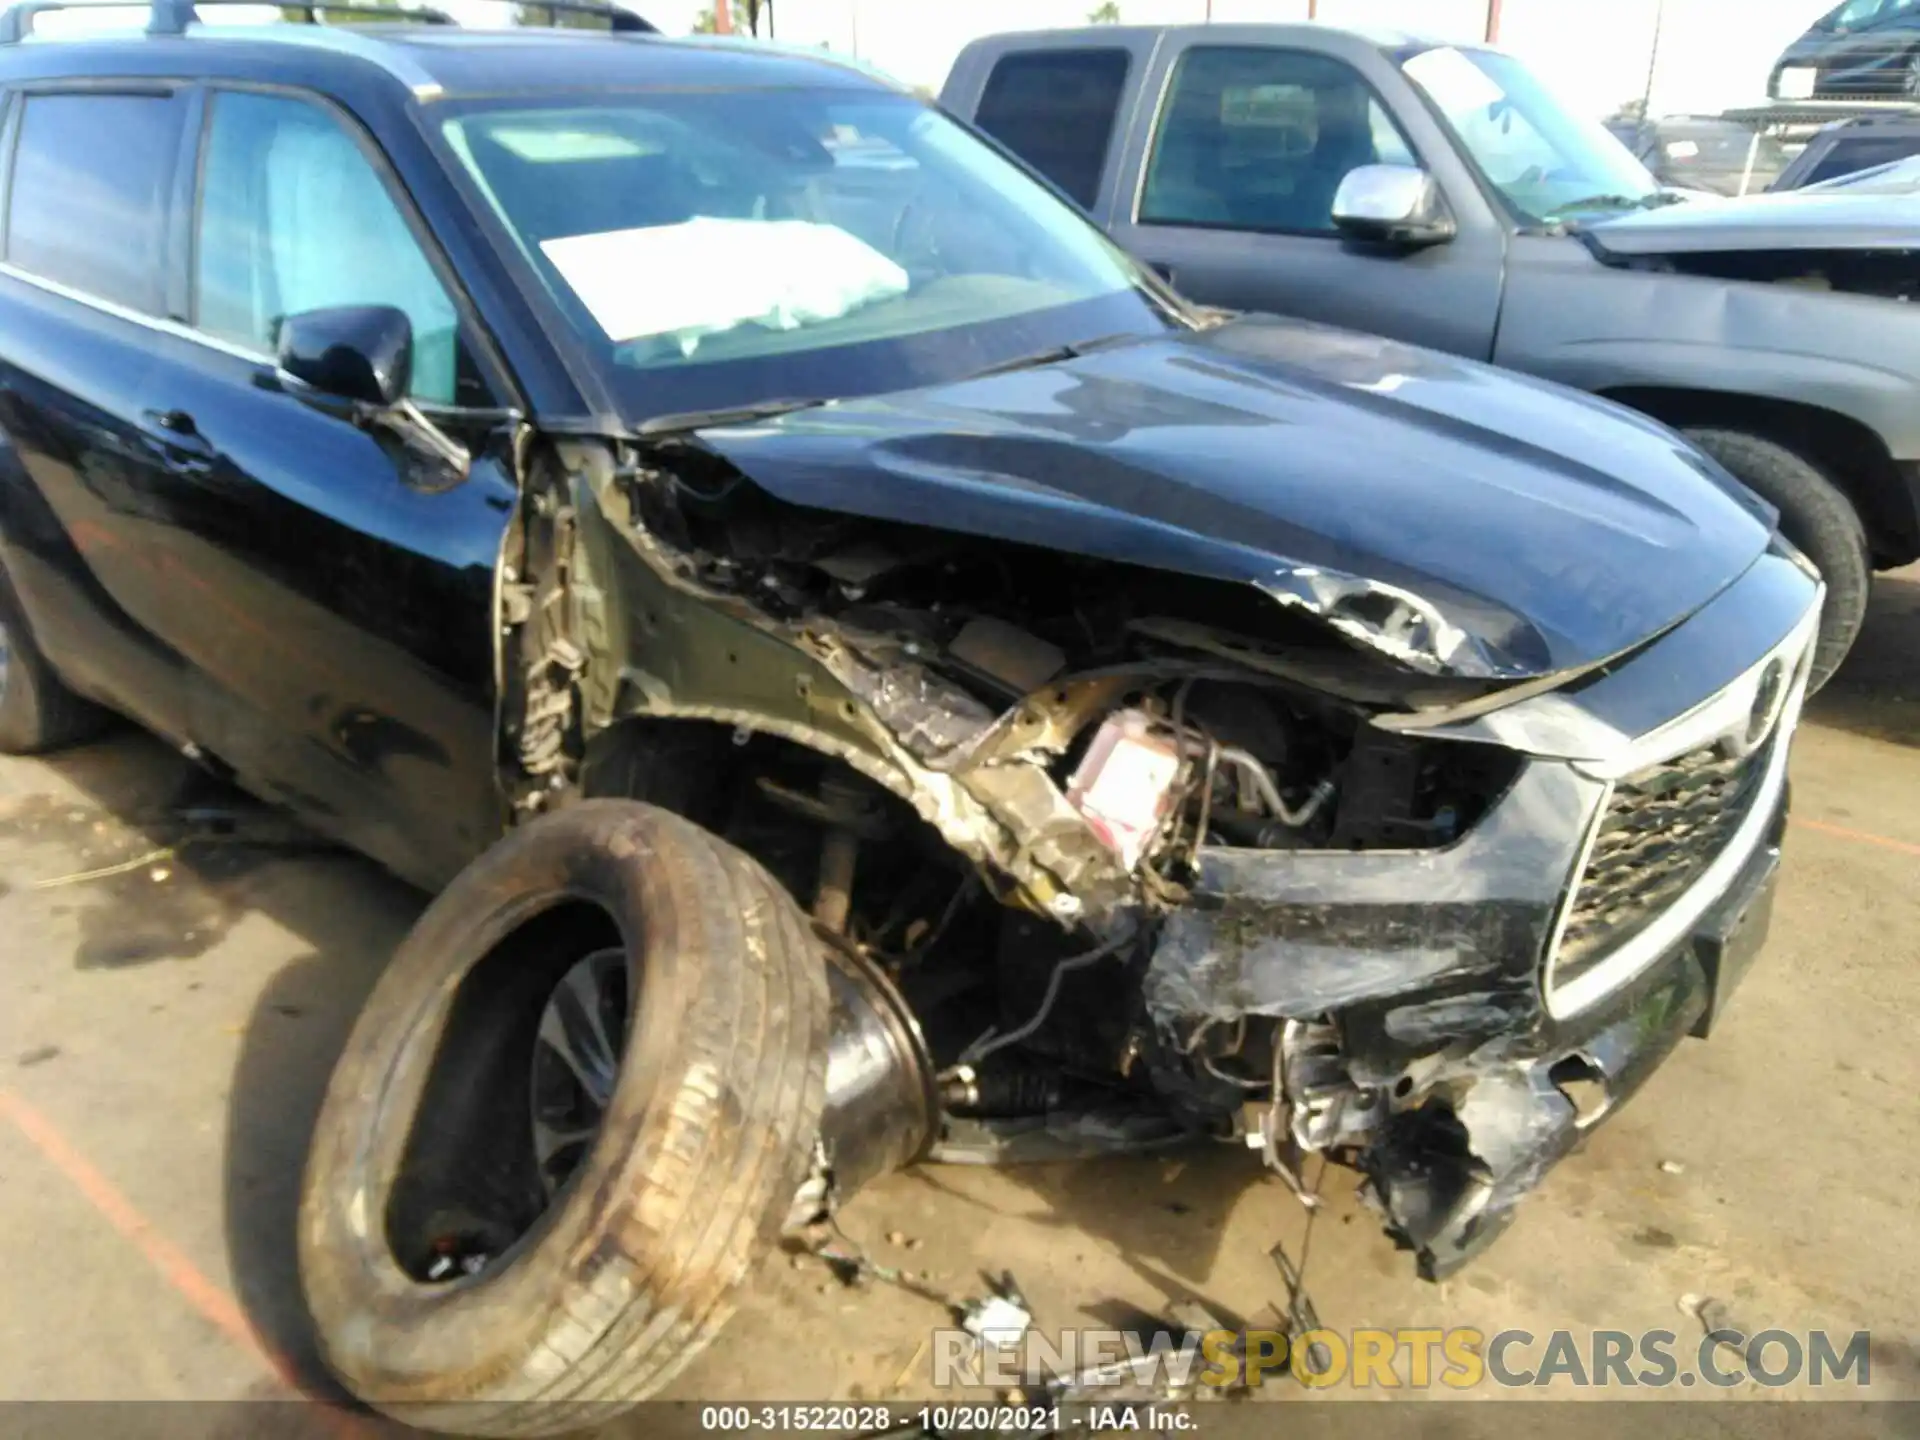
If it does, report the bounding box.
[539,216,909,351]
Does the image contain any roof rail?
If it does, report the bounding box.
[0,0,655,42]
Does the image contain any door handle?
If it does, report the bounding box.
[141,408,217,474]
[1147,260,1179,287]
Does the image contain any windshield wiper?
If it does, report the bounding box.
[963,331,1143,381]
[635,396,828,438]
[1548,191,1668,222]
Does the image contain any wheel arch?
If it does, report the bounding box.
[1601,384,1919,567]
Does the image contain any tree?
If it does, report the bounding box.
[280,0,400,24]
[1087,0,1120,20]
[515,2,630,27]
[693,0,764,34]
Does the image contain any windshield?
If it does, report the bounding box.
[1401,47,1663,223]
[439,89,1167,422]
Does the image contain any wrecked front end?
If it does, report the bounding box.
[1151,553,1818,1274]
[495,405,1821,1280]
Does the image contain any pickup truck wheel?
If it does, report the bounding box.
[1684,427,1868,694]
[298,800,829,1436]
[0,573,106,753]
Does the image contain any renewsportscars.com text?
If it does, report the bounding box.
[931,1325,1874,1391]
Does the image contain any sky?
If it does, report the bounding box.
[17,0,1835,119]
[591,0,1832,117]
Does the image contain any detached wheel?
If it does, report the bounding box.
[1685,427,1868,693]
[299,800,829,1436]
[0,570,106,753]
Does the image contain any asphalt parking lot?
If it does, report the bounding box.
[2,567,1917,1423]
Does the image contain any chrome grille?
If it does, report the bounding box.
[1552,735,1776,990]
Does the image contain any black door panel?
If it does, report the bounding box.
[121,85,515,889]
[0,87,198,739]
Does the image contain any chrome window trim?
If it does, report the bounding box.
[1542,597,1820,1019]
[0,258,269,364]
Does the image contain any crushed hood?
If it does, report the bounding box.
[691,317,1771,681]
[1582,191,1920,256]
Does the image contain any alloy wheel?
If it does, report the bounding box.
[529,946,632,1199]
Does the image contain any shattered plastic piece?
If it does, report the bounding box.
[961,1295,1032,1350]
[961,1271,1035,1352]
[1067,710,1182,871]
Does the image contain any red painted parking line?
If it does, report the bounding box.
[0,1087,277,1369]
[0,1088,373,1433]
[1791,816,1920,858]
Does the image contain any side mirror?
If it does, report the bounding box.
[1331,164,1457,248]
[275,305,413,409]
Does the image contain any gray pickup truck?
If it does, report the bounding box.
[942,25,1920,688]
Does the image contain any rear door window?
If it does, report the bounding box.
[4,91,182,314]
[973,48,1131,208]
[1141,47,1416,234]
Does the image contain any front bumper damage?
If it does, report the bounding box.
[1143,555,1819,1277]
[513,432,1822,1282]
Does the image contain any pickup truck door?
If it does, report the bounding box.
[1103,33,1509,361]
[126,86,516,890]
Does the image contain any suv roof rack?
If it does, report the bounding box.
[0,0,654,43]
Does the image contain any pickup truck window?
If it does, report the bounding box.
[4,92,177,315]
[440,90,1163,424]
[1139,47,1414,235]
[195,91,464,404]
[1401,46,1661,223]
[974,48,1131,208]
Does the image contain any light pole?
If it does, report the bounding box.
[1639,0,1667,117]
[1485,0,1501,43]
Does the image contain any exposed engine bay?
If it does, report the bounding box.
[492,424,1813,1279]
[1614,245,1919,302]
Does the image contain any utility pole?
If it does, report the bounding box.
[1484,0,1501,42]
[1307,0,1317,17]
[1639,0,1667,118]
[712,0,731,32]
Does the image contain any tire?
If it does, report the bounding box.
[299,800,830,1436]
[1684,427,1869,694]
[0,567,106,754]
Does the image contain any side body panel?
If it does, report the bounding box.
[1496,232,1920,554]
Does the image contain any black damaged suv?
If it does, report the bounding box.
[0,3,1821,1431]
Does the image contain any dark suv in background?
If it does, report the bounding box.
[1771,0,1920,99]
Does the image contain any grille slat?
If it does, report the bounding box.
[1552,738,1774,989]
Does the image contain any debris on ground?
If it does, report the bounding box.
[1680,1292,1753,1350]
[1660,1160,1686,1175]
[960,1272,1033,1352]
[32,846,176,890]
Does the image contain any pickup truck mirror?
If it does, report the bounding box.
[275,305,414,409]
[1331,165,1457,249]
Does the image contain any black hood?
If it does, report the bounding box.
[694,317,1772,681]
